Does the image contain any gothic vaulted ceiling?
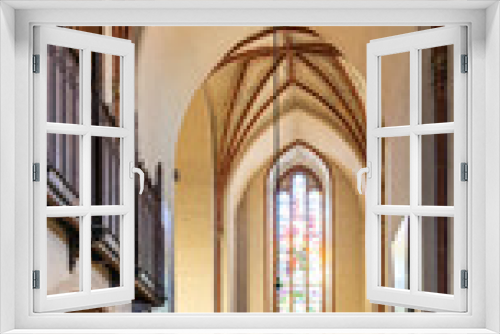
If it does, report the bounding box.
[202,26,367,183]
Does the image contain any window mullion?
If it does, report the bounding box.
[409,47,420,295]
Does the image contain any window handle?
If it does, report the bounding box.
[129,162,144,195]
[357,162,372,195]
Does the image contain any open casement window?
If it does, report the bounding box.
[361,26,467,312]
[33,26,140,312]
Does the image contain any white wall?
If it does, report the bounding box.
[0,2,16,332]
[485,2,500,332]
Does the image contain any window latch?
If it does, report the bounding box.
[129,162,144,195]
[357,161,372,195]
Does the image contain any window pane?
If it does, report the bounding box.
[381,52,410,127]
[421,134,454,206]
[292,174,307,312]
[381,137,410,205]
[92,52,121,127]
[91,137,121,205]
[421,217,454,295]
[47,217,80,295]
[308,191,322,313]
[277,191,291,312]
[380,215,410,290]
[421,45,454,124]
[276,174,324,313]
[47,45,80,124]
[92,215,121,290]
[47,134,80,206]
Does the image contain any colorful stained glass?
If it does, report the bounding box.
[275,172,324,313]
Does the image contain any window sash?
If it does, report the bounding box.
[33,26,136,313]
[365,26,467,312]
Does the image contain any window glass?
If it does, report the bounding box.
[421,134,454,206]
[380,215,410,290]
[381,52,410,127]
[47,45,80,124]
[47,217,81,295]
[275,172,324,313]
[421,217,454,295]
[91,137,121,206]
[91,52,121,127]
[92,215,121,290]
[421,45,454,124]
[381,137,410,206]
[47,134,80,206]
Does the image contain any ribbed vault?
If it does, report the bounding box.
[202,27,367,311]
[203,26,367,185]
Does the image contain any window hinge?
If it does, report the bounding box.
[33,270,40,289]
[33,163,40,182]
[461,270,468,289]
[33,54,40,73]
[461,54,468,73]
[461,162,468,181]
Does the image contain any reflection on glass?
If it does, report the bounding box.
[421,134,454,206]
[91,137,121,206]
[91,215,121,290]
[47,45,80,124]
[421,45,454,124]
[381,52,410,127]
[47,217,80,295]
[421,217,454,295]
[92,52,121,127]
[381,136,410,205]
[47,134,80,206]
[381,215,410,290]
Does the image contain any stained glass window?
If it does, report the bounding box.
[275,171,324,312]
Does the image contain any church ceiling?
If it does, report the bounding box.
[203,26,366,182]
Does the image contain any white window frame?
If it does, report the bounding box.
[365,26,467,312]
[1,1,499,333]
[33,26,136,313]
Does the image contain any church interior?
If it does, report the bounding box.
[45,25,453,313]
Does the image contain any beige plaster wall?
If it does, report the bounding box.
[235,162,366,312]
[174,88,215,312]
[235,168,267,312]
[332,166,365,312]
